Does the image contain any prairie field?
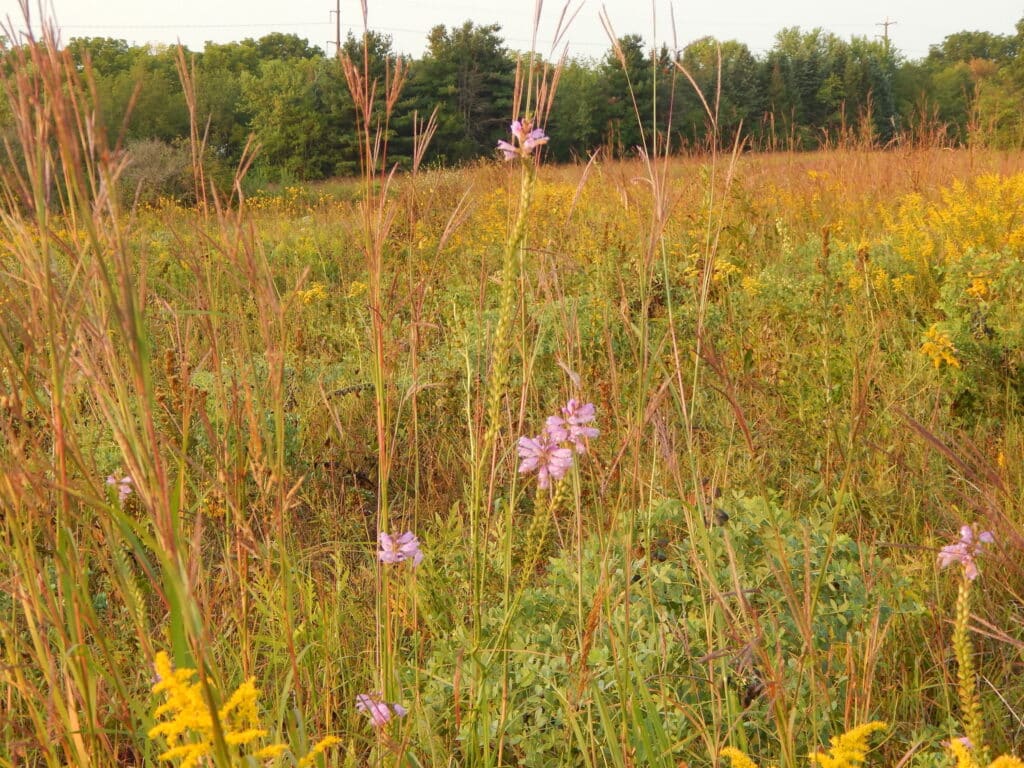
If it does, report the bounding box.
[4,31,1024,768]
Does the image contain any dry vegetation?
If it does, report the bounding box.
[2,15,1024,768]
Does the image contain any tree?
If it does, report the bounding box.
[252,32,324,61]
[764,27,851,147]
[66,37,141,75]
[927,30,1018,66]
[200,33,335,172]
[88,44,189,144]
[546,58,603,160]
[241,56,345,179]
[596,34,653,156]
[403,22,514,164]
[678,37,765,147]
[839,36,898,144]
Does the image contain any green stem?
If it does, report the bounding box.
[953,574,987,762]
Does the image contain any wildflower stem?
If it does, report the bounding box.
[953,573,988,763]
[471,158,536,641]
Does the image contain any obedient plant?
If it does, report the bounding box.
[497,118,549,160]
[518,399,598,488]
[938,525,995,581]
[105,473,133,504]
[939,524,995,762]
[355,693,408,728]
[377,531,424,566]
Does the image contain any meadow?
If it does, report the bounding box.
[3,20,1024,768]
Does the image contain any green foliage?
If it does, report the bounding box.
[934,248,1024,410]
[241,57,346,180]
[414,494,919,767]
[401,22,515,164]
[43,14,1024,170]
[927,31,1019,67]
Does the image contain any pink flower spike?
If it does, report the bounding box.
[377,531,423,566]
[106,474,133,504]
[523,128,549,152]
[517,434,574,489]
[356,693,406,727]
[938,524,994,580]
[562,399,596,425]
[560,400,599,452]
[496,139,517,161]
[499,118,549,160]
[377,532,404,564]
[544,415,569,443]
[396,531,424,566]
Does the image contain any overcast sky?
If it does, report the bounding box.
[1,0,1020,61]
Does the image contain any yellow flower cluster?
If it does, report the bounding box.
[720,723,1024,768]
[950,739,1024,768]
[920,324,961,369]
[808,722,888,768]
[883,173,1024,266]
[295,282,328,304]
[720,723,886,768]
[149,651,339,768]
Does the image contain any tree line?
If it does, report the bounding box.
[4,18,1023,190]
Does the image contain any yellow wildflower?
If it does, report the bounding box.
[297,282,328,304]
[721,746,761,768]
[966,276,989,300]
[808,721,887,768]
[921,324,961,369]
[148,651,284,767]
[298,736,343,768]
[950,739,979,768]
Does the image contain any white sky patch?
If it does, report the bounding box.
[0,0,1019,61]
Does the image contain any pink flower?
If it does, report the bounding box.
[517,433,573,489]
[106,474,133,504]
[497,118,548,160]
[497,139,517,160]
[546,400,599,453]
[523,128,548,152]
[377,531,423,566]
[938,525,995,580]
[355,693,407,727]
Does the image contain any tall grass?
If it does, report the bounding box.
[3,3,1024,768]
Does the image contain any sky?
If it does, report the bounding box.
[0,0,1020,62]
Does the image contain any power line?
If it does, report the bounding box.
[59,22,331,30]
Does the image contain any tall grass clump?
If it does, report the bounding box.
[4,1,1024,767]
[0,11,343,768]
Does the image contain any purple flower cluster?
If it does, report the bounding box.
[497,119,549,160]
[938,524,995,581]
[355,693,407,727]
[517,399,598,489]
[377,531,423,566]
[106,474,133,504]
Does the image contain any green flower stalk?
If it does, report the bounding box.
[953,574,987,764]
[470,120,546,643]
[939,524,995,763]
[482,157,538,453]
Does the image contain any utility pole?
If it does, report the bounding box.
[875,17,896,52]
[329,0,341,56]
